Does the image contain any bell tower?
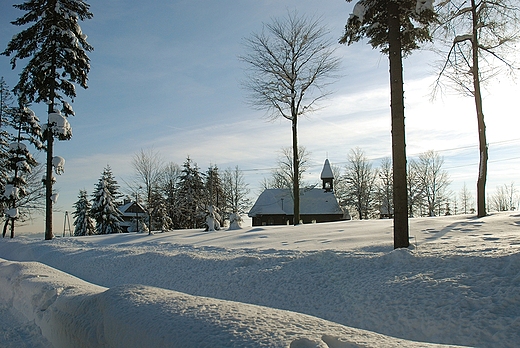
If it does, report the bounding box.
[320,159,334,192]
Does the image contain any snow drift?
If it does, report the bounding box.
[1,212,520,347]
[0,258,446,348]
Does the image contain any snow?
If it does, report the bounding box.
[4,208,18,219]
[454,34,473,44]
[45,111,72,139]
[1,212,520,347]
[8,142,27,152]
[248,188,343,216]
[350,2,366,22]
[51,156,65,175]
[416,0,434,14]
[50,193,59,203]
[3,184,18,199]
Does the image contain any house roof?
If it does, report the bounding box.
[248,188,343,217]
[118,201,147,217]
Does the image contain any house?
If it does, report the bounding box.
[248,159,348,226]
[118,199,148,232]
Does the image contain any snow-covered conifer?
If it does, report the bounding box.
[1,104,41,238]
[72,189,94,236]
[91,166,123,234]
[175,157,206,229]
[2,0,93,240]
[205,165,225,227]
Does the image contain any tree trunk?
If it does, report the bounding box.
[471,0,487,218]
[45,88,55,240]
[292,117,300,225]
[388,1,409,249]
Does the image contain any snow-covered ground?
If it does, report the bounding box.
[1,212,519,347]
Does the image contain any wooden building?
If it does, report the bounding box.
[248,159,348,226]
[118,200,148,232]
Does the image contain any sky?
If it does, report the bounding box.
[0,0,519,234]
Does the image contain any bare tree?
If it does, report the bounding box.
[490,182,518,211]
[433,0,520,217]
[490,185,509,212]
[459,182,474,214]
[340,0,436,248]
[407,158,424,217]
[414,150,451,217]
[344,148,378,220]
[265,146,311,191]
[377,157,393,218]
[241,11,340,225]
[159,162,181,228]
[132,148,164,231]
[222,166,251,217]
[507,182,518,211]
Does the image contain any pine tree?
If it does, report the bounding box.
[340,0,436,248]
[148,186,171,232]
[99,165,121,201]
[72,189,94,236]
[0,78,14,212]
[205,165,225,226]
[175,157,206,229]
[1,104,41,238]
[91,166,123,234]
[2,0,93,240]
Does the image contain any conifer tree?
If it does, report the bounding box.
[205,165,225,226]
[2,0,93,240]
[1,104,41,238]
[0,78,14,208]
[340,0,436,248]
[91,166,122,234]
[72,189,94,236]
[176,157,206,229]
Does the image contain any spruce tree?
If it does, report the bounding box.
[91,166,123,234]
[1,104,41,238]
[176,157,206,229]
[340,0,436,248]
[0,78,14,210]
[2,0,93,240]
[72,189,94,236]
[205,165,225,226]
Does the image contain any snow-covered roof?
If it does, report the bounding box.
[320,159,334,179]
[118,201,147,217]
[248,188,343,217]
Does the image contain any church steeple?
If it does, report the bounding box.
[320,159,334,192]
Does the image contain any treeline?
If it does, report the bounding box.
[263,146,517,221]
[72,150,251,236]
[330,148,518,219]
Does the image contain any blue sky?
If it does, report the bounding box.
[1,0,519,233]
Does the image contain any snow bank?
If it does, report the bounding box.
[0,258,447,347]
